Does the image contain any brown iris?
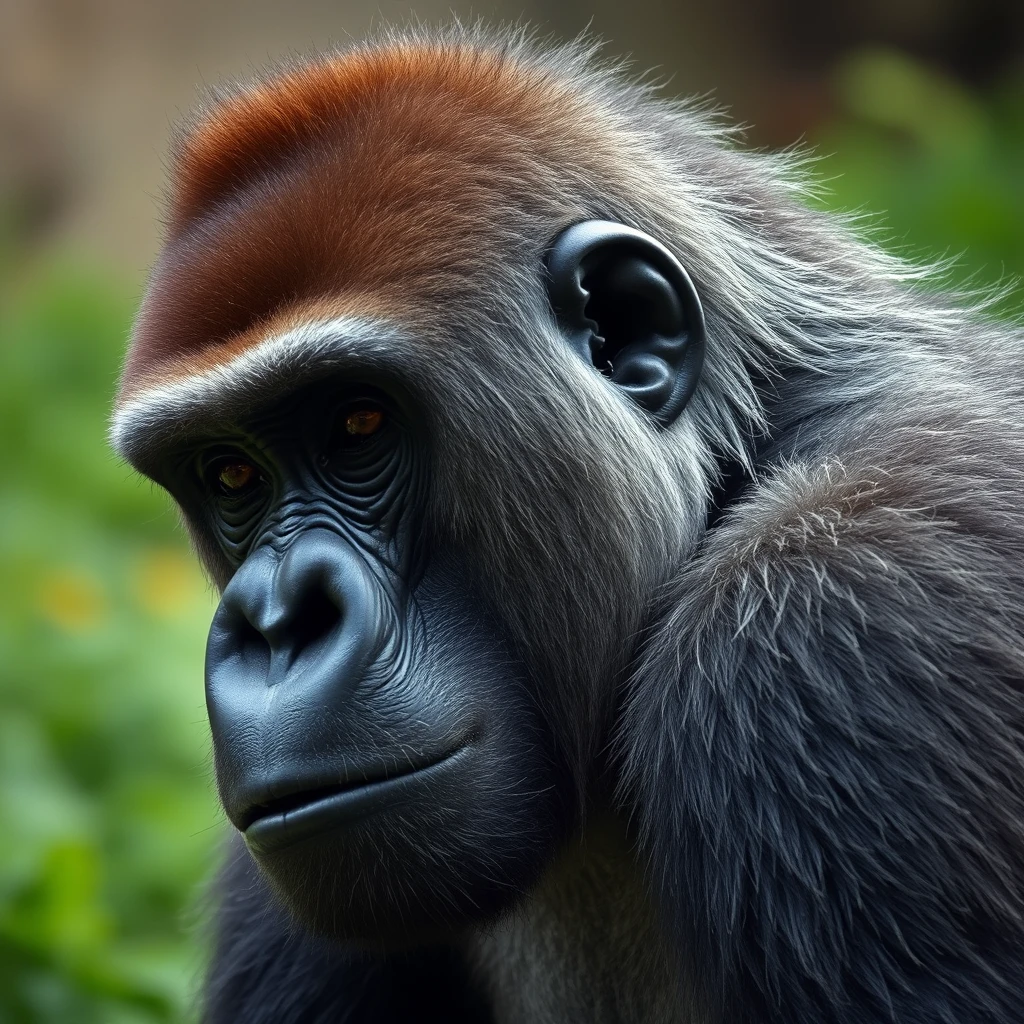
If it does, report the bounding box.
[216,460,258,494]
[344,408,384,437]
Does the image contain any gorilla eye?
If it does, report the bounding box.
[212,459,260,495]
[345,408,383,436]
[327,404,386,453]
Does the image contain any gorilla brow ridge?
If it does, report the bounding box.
[110,315,408,468]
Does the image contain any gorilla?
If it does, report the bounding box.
[110,25,1024,1024]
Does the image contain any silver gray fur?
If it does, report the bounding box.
[117,23,1024,1024]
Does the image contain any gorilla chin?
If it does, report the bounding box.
[241,743,566,945]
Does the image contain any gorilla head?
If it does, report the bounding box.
[114,195,706,941]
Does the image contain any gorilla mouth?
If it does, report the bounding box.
[241,744,470,854]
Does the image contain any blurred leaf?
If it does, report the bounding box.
[835,49,988,157]
[813,49,1024,318]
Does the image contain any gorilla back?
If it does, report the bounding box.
[111,26,1024,1024]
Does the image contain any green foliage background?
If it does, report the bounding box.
[0,51,1021,1023]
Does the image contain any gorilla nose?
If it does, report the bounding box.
[205,529,387,715]
[216,541,344,675]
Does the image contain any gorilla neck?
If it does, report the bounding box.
[466,812,707,1024]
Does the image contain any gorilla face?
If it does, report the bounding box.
[185,378,569,942]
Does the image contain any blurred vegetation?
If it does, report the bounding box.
[814,50,1024,316]
[0,272,218,1023]
[0,47,1022,1024]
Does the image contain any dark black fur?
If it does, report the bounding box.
[205,838,492,1023]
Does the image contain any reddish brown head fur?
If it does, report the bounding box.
[119,34,627,400]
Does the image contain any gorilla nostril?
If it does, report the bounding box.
[237,615,271,670]
[290,585,342,658]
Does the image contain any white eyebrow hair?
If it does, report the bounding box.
[109,315,411,463]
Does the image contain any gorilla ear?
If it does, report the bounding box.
[546,220,706,426]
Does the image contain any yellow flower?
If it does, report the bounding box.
[36,570,107,632]
[133,547,203,618]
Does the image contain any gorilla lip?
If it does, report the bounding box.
[242,745,470,854]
